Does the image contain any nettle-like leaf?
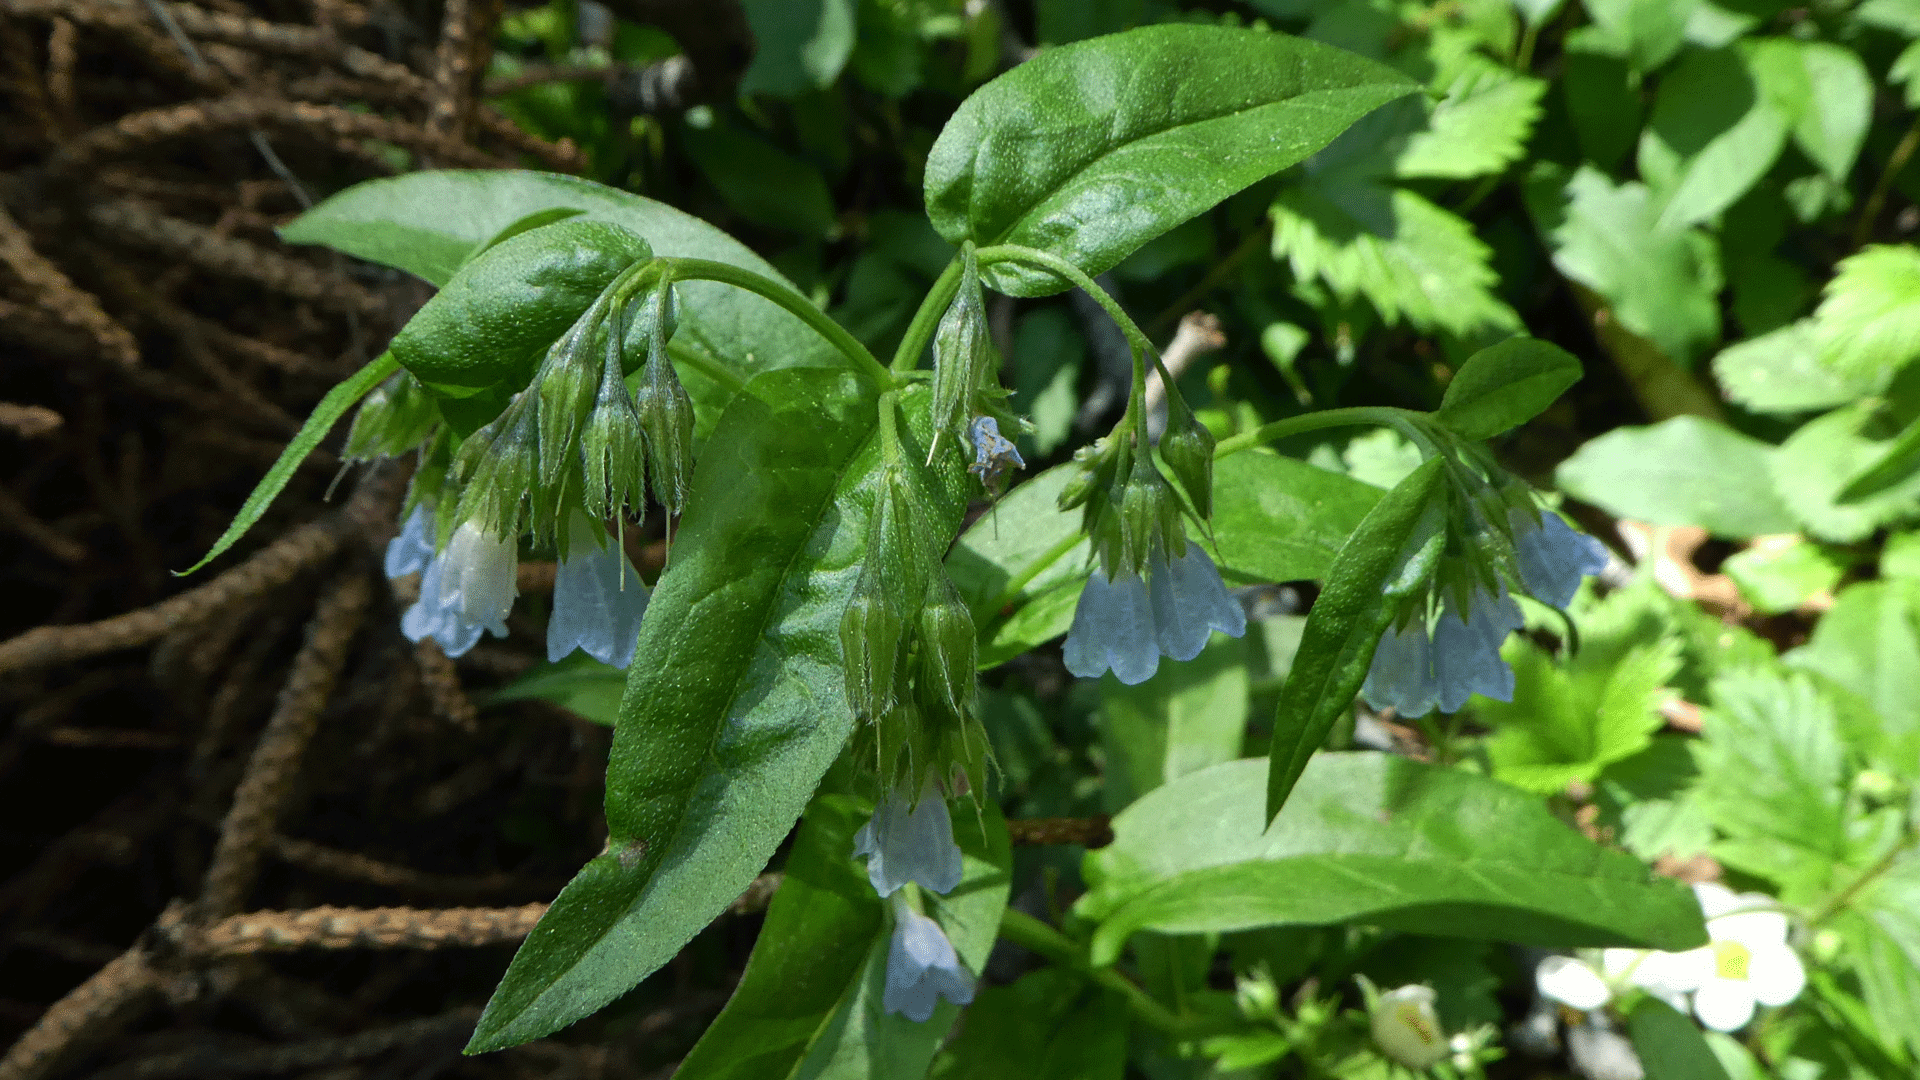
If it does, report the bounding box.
[1835,855,1920,1062]
[1392,63,1548,181]
[1811,244,1920,385]
[923,23,1417,296]
[1076,754,1707,966]
[1772,401,1920,543]
[1270,176,1519,338]
[1576,0,1697,72]
[1555,416,1797,539]
[1783,580,1920,776]
[1747,37,1873,185]
[1099,636,1250,812]
[1527,165,1722,365]
[467,371,971,1051]
[1711,321,1876,415]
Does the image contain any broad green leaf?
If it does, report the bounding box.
[1838,412,1920,503]
[924,24,1418,296]
[1529,165,1722,365]
[930,969,1127,1080]
[1812,244,1920,385]
[1721,537,1847,614]
[1711,321,1874,414]
[467,370,969,1051]
[1746,38,1872,184]
[1271,176,1519,337]
[1637,48,1789,231]
[1578,0,1697,71]
[1629,998,1733,1080]
[1691,668,1849,900]
[1077,753,1708,966]
[1483,635,1680,794]
[683,123,839,238]
[1434,336,1583,440]
[1837,854,1920,1061]
[1555,416,1798,538]
[1100,636,1250,812]
[1392,66,1547,180]
[488,653,625,725]
[1894,41,1920,110]
[1772,401,1920,542]
[1267,458,1445,821]
[737,0,856,98]
[1210,450,1386,584]
[1784,580,1920,775]
[1858,0,1920,35]
[1561,49,1643,171]
[179,352,398,575]
[677,795,1011,1080]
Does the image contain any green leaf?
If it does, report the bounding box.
[1483,635,1681,794]
[1812,244,1920,385]
[1528,165,1722,365]
[1838,412,1920,503]
[677,795,1012,1080]
[924,24,1418,296]
[1629,997,1733,1080]
[737,0,856,97]
[178,352,398,575]
[1784,580,1920,775]
[929,969,1127,1080]
[1210,450,1386,584]
[1721,536,1847,614]
[1270,176,1519,337]
[1691,668,1850,899]
[683,122,839,238]
[466,370,970,1051]
[1391,66,1547,180]
[1076,753,1708,966]
[1434,336,1583,440]
[1773,401,1920,542]
[1893,41,1920,110]
[1636,48,1789,231]
[1711,321,1875,414]
[1100,636,1250,812]
[1561,49,1643,171]
[1578,0,1697,71]
[1838,853,1920,1062]
[1267,458,1445,821]
[1555,416,1798,538]
[488,653,625,725]
[1747,38,1873,185]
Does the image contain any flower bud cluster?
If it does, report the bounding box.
[342,371,438,463]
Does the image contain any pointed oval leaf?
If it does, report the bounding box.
[924,24,1418,296]
[1436,337,1584,441]
[1078,754,1708,966]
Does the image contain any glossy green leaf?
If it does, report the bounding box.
[467,370,970,1051]
[488,653,625,725]
[1267,458,1444,821]
[1210,450,1385,584]
[677,795,1011,1080]
[1629,997,1733,1080]
[1555,417,1798,538]
[1435,336,1583,440]
[178,352,398,575]
[930,969,1127,1080]
[1711,321,1874,414]
[924,24,1418,296]
[1076,753,1708,966]
[1100,636,1250,812]
[1773,402,1920,542]
[1636,48,1789,232]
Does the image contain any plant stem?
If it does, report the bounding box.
[891,256,966,374]
[665,341,749,396]
[1212,405,1433,459]
[1853,115,1920,252]
[1811,838,1914,926]
[1143,223,1270,340]
[651,257,894,390]
[976,245,1155,358]
[996,909,1201,1036]
[987,529,1087,614]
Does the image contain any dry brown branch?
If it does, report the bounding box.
[426,0,499,141]
[472,105,588,173]
[44,17,77,130]
[0,947,166,1080]
[0,16,60,143]
[190,904,545,955]
[0,204,141,366]
[0,403,63,438]
[156,1,422,90]
[412,638,478,732]
[0,513,346,677]
[0,484,86,564]
[85,199,386,320]
[270,837,548,901]
[197,571,372,919]
[0,0,225,92]
[89,1009,480,1080]
[1007,816,1114,848]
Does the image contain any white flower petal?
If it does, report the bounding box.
[1511,508,1609,610]
[384,504,436,579]
[1537,956,1613,1010]
[1370,985,1448,1070]
[1691,882,1742,920]
[1692,979,1757,1032]
[442,522,519,626]
[401,553,497,658]
[1747,944,1807,1007]
[1710,908,1789,950]
[853,788,963,896]
[883,907,974,1022]
[1643,947,1714,995]
[548,529,650,668]
[1063,570,1159,684]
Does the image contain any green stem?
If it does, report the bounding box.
[1853,115,1920,251]
[996,910,1200,1036]
[987,529,1087,614]
[1811,838,1914,927]
[876,390,905,468]
[1213,406,1434,460]
[891,256,967,374]
[652,257,894,390]
[666,341,749,396]
[976,245,1154,358]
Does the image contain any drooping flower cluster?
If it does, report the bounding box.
[1362,498,1609,718]
[1535,882,1807,1032]
[852,786,974,1022]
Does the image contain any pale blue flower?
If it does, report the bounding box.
[1362,586,1524,717]
[384,504,435,579]
[401,522,516,658]
[1063,541,1246,684]
[853,786,962,897]
[547,525,650,668]
[1511,508,1609,610]
[883,902,974,1022]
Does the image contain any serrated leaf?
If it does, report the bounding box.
[1392,68,1547,180]
[1747,38,1873,184]
[467,371,970,1051]
[1772,401,1920,542]
[924,24,1418,296]
[1636,48,1789,231]
[1839,854,1920,1061]
[1578,0,1698,71]
[1783,580,1920,776]
[1435,336,1583,440]
[1711,321,1875,414]
[1529,165,1722,365]
[1482,635,1680,794]
[1076,753,1708,966]
[1271,176,1519,337]
[1812,244,1920,385]
[1555,416,1797,538]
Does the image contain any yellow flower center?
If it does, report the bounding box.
[1712,940,1752,982]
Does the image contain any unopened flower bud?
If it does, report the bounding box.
[1118,458,1182,575]
[453,394,537,540]
[841,568,905,719]
[915,575,977,728]
[344,371,439,462]
[580,320,647,521]
[1158,415,1216,520]
[634,291,694,518]
[535,322,602,487]
[931,256,995,448]
[1370,984,1448,1070]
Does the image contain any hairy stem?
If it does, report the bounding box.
[651,257,893,390]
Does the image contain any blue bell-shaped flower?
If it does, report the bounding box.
[400,521,516,658]
[883,902,975,1022]
[384,503,435,579]
[852,785,963,897]
[1063,541,1245,684]
[1362,585,1524,717]
[547,518,650,668]
[1510,507,1610,610]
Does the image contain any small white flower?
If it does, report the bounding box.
[384,504,436,579]
[882,900,974,1022]
[852,784,962,897]
[547,520,650,668]
[1362,585,1524,717]
[1665,883,1807,1031]
[1063,541,1246,684]
[1370,984,1448,1070]
[1537,954,1613,1011]
[400,521,516,659]
[1510,507,1610,610]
